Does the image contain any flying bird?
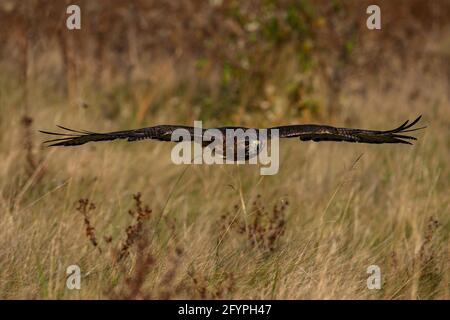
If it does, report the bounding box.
[40,116,425,161]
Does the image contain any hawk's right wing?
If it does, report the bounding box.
[39,125,203,147]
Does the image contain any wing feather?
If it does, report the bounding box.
[39,125,200,147]
[40,116,425,147]
[272,116,425,145]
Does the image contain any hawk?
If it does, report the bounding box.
[40,116,425,161]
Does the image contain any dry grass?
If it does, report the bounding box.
[1,68,448,299]
[0,2,449,300]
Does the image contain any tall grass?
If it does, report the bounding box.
[0,63,448,299]
[0,1,448,299]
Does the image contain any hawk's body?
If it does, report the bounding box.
[40,116,425,161]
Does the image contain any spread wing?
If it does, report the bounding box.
[39,125,203,147]
[271,116,425,145]
[41,116,425,147]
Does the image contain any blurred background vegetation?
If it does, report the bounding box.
[0,0,449,299]
[1,0,449,126]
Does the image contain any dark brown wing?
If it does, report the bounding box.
[271,116,425,145]
[39,125,203,147]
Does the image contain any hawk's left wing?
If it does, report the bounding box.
[270,116,425,145]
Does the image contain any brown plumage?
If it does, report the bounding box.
[39,116,425,159]
[40,115,424,145]
[272,115,424,144]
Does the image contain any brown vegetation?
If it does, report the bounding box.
[0,1,448,299]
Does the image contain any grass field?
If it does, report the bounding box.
[1,60,448,299]
[0,1,449,300]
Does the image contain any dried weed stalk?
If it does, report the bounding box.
[76,198,100,252]
[221,195,288,252]
[117,192,152,261]
[21,115,45,180]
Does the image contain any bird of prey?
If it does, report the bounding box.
[40,116,425,161]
